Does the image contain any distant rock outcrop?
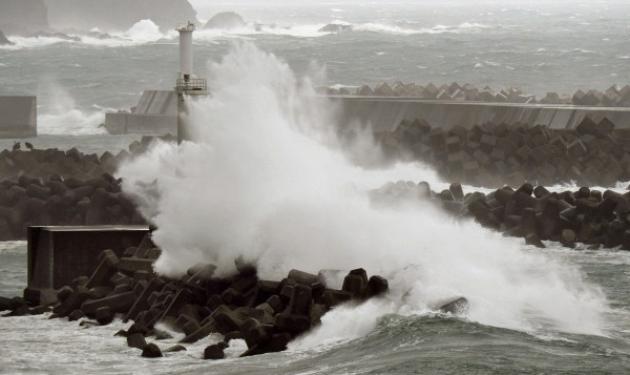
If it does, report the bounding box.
[44,0,197,32]
[0,30,13,46]
[204,12,246,30]
[0,0,49,35]
[318,23,353,33]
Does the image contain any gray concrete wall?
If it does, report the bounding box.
[105,112,176,135]
[331,96,630,132]
[106,92,630,136]
[0,96,37,138]
[134,90,177,115]
[105,90,176,135]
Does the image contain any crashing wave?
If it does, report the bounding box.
[0,18,494,49]
[0,19,174,49]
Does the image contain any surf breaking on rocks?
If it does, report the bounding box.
[117,42,609,347]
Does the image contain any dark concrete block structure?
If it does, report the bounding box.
[105,90,176,135]
[25,225,150,303]
[0,96,37,138]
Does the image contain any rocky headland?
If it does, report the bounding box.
[0,0,49,35]
[43,0,197,32]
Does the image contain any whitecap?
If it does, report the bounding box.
[1,19,176,50]
[37,83,109,135]
[353,22,491,35]
[118,42,610,342]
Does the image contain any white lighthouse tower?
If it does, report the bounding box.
[175,21,207,143]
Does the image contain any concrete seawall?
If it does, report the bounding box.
[104,92,630,135]
[105,90,176,135]
[0,96,37,138]
[330,96,630,132]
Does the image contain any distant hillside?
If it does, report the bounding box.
[44,0,197,32]
[0,0,49,35]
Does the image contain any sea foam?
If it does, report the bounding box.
[117,42,609,346]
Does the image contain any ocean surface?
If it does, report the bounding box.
[2,240,630,374]
[2,1,630,374]
[2,1,630,136]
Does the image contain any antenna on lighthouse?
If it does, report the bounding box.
[175,21,207,143]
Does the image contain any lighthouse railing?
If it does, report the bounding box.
[176,78,207,93]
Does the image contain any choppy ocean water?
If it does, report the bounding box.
[2,1,630,374]
[2,1,630,136]
[2,241,630,374]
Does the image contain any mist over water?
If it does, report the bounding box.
[0,19,176,50]
[117,43,610,344]
[37,83,107,135]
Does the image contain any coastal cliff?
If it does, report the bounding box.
[44,0,197,32]
[0,0,49,35]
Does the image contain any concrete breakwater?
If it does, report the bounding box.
[0,135,173,180]
[327,82,630,107]
[104,88,630,136]
[0,234,407,360]
[331,95,630,133]
[378,116,630,187]
[0,174,144,240]
[0,137,174,240]
[373,180,630,251]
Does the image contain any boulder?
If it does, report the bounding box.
[241,333,291,357]
[81,291,136,315]
[180,319,216,344]
[95,306,114,325]
[320,289,352,308]
[68,309,85,321]
[287,269,319,286]
[203,343,227,360]
[449,183,464,201]
[288,284,312,316]
[318,23,352,33]
[274,313,310,335]
[366,275,389,297]
[342,269,368,298]
[0,30,13,45]
[560,229,577,248]
[241,318,269,347]
[127,332,147,349]
[86,250,120,288]
[525,233,545,248]
[204,12,245,30]
[141,343,163,358]
[0,296,17,311]
[56,286,74,302]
